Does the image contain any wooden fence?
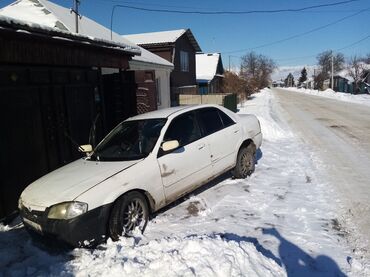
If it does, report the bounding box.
[179,93,237,112]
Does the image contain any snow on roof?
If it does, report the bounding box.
[0,0,173,67]
[196,53,223,81]
[0,0,140,54]
[124,29,187,44]
[123,29,202,52]
[132,47,173,68]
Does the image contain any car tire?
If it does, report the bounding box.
[232,143,256,179]
[108,191,149,241]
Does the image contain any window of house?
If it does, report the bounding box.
[180,51,189,72]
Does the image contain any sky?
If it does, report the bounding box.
[0,0,369,69]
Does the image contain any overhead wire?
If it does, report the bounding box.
[222,7,370,54]
[109,1,358,15]
[274,33,370,64]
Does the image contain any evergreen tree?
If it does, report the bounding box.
[298,67,307,85]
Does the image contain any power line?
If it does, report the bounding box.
[222,7,370,54]
[337,34,370,51]
[99,0,360,13]
[110,1,357,15]
[275,33,370,63]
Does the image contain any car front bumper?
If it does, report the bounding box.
[19,204,112,248]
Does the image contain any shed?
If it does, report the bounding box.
[196,53,224,94]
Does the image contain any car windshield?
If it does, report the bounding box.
[90,118,166,161]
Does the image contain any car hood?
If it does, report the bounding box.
[20,158,141,210]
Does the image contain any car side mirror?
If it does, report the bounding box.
[79,144,93,153]
[161,140,179,152]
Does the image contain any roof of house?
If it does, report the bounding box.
[196,53,224,82]
[0,0,173,68]
[123,29,202,52]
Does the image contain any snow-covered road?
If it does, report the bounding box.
[273,88,370,254]
[1,89,368,276]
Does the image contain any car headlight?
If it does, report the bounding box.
[48,202,88,220]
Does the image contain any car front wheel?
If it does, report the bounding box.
[232,143,256,179]
[108,191,149,241]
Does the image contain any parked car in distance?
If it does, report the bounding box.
[18,105,262,247]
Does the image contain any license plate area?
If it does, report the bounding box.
[23,217,43,234]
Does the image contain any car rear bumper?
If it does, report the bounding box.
[20,204,112,248]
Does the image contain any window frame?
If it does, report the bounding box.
[158,111,203,157]
[180,51,189,72]
[196,107,236,137]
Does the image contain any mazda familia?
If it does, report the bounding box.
[18,104,262,247]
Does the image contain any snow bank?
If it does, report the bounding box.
[284,87,370,107]
[1,89,369,276]
[70,235,284,277]
[0,223,284,276]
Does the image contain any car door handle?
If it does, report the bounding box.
[198,143,206,150]
[234,129,239,133]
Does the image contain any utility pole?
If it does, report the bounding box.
[71,0,81,33]
[228,55,231,71]
[331,54,334,90]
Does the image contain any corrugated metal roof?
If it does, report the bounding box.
[0,0,141,54]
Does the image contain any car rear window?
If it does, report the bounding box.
[219,110,235,127]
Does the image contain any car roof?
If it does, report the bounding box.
[127,104,223,120]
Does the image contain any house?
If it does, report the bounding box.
[359,70,370,94]
[0,0,172,220]
[123,29,202,105]
[196,53,224,94]
[272,80,285,87]
[332,75,353,93]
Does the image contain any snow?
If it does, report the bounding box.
[283,87,370,107]
[0,0,173,67]
[196,53,222,81]
[0,0,140,55]
[272,65,317,82]
[124,29,187,45]
[1,89,369,275]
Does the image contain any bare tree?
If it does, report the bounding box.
[240,52,276,92]
[221,71,249,102]
[284,73,295,87]
[317,50,345,79]
[347,56,365,93]
[364,53,370,64]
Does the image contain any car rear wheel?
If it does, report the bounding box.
[109,191,149,241]
[232,143,256,179]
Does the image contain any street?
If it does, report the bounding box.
[273,88,370,251]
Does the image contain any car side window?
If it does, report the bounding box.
[197,108,224,135]
[218,110,235,128]
[163,112,202,148]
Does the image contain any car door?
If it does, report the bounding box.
[197,108,240,174]
[157,111,212,203]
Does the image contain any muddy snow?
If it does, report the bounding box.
[1,89,369,276]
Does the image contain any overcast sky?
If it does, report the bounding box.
[1,0,369,68]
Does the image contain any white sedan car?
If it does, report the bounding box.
[18,105,262,247]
